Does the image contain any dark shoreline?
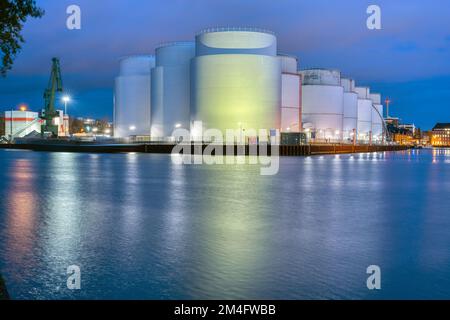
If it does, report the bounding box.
[0,142,410,156]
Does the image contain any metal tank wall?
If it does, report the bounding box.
[355,87,372,140]
[341,78,355,92]
[301,69,341,86]
[300,69,344,141]
[150,42,195,140]
[114,55,154,138]
[281,73,301,132]
[278,54,298,74]
[279,54,301,133]
[341,78,358,141]
[191,30,281,135]
[370,93,383,140]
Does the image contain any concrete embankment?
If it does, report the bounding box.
[0,274,9,300]
[0,142,410,156]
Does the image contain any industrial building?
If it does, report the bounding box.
[2,109,69,140]
[114,27,387,144]
[4,110,42,139]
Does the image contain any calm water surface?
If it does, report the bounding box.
[1,149,450,299]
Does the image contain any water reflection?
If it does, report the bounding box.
[5,159,37,265]
[1,149,450,299]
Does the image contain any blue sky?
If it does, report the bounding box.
[1,0,449,129]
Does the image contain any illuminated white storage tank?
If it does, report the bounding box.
[341,78,358,141]
[355,87,372,140]
[151,42,195,140]
[300,69,344,141]
[114,55,154,138]
[370,93,383,141]
[341,78,355,92]
[302,69,340,86]
[281,73,301,133]
[278,54,298,73]
[191,29,281,135]
[279,54,301,132]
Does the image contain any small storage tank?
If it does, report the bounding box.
[114,55,154,138]
[370,93,383,141]
[355,87,372,140]
[278,54,298,73]
[341,78,358,141]
[280,54,301,133]
[300,69,344,141]
[191,29,281,135]
[151,42,195,139]
[301,68,340,86]
[341,78,355,92]
[281,73,301,132]
[355,86,370,99]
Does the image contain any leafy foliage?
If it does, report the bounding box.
[0,0,44,76]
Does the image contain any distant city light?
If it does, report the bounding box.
[129,125,136,131]
[175,123,182,129]
[105,129,111,134]
[92,127,98,133]
[19,105,27,112]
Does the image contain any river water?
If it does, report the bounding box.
[0,149,449,299]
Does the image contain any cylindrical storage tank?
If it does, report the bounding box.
[195,28,277,56]
[357,98,373,140]
[150,42,195,139]
[343,91,358,141]
[341,78,355,93]
[370,93,383,140]
[371,104,383,140]
[301,69,344,141]
[301,68,341,86]
[114,55,154,138]
[370,93,381,105]
[341,78,358,140]
[281,73,301,132]
[278,54,298,73]
[355,86,370,99]
[191,29,281,135]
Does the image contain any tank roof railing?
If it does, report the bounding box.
[196,27,276,36]
[155,41,195,49]
[118,54,155,62]
[277,52,299,60]
[299,67,341,73]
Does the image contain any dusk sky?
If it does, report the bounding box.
[1,0,449,129]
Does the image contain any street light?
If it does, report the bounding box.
[62,96,71,115]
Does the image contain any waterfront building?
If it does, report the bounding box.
[431,123,450,147]
[398,124,416,135]
[3,110,42,139]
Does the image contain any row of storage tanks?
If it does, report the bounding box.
[114,28,384,142]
